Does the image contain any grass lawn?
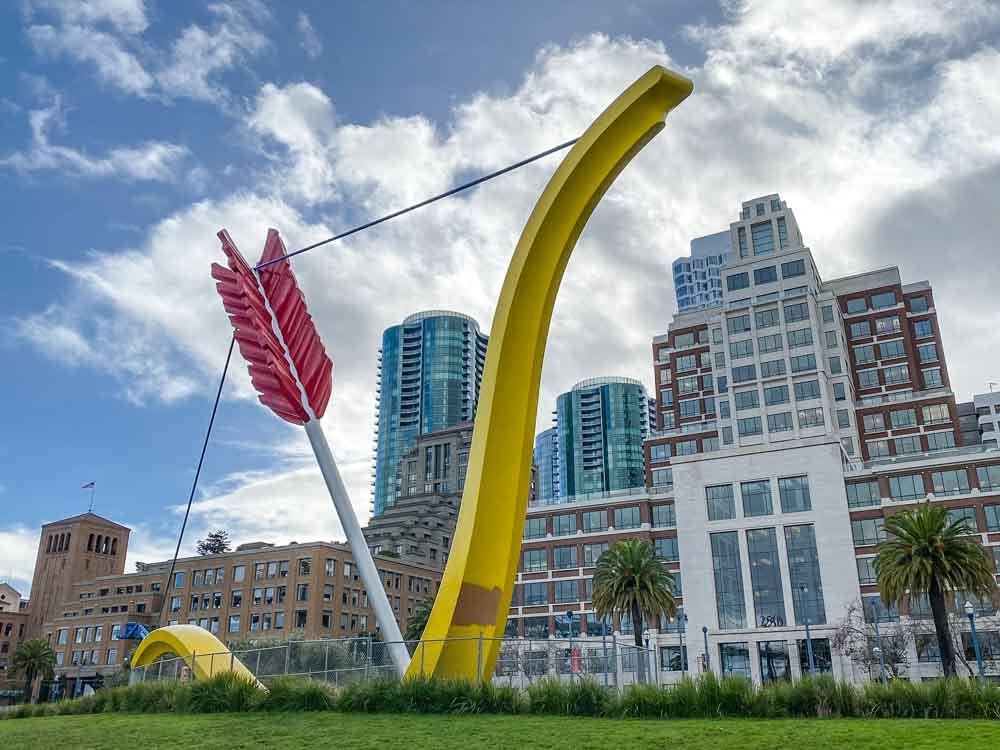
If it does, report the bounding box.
[2,713,1000,749]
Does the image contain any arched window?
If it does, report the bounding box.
[95,535,103,554]
[110,538,118,556]
[88,534,95,551]
[65,532,71,551]
[57,533,64,552]
[102,536,109,554]
[46,536,53,553]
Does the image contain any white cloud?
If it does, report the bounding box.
[0,526,39,597]
[11,6,1000,580]
[1,94,188,180]
[157,1,271,103]
[25,0,150,35]
[23,0,271,104]
[297,11,322,59]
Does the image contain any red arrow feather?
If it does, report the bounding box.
[256,229,333,420]
[211,230,311,425]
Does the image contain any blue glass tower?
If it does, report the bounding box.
[555,377,654,497]
[372,311,488,516]
[672,230,730,312]
[532,427,560,503]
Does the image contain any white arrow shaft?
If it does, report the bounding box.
[304,419,410,677]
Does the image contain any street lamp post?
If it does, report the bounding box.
[702,625,710,674]
[965,601,986,681]
[801,585,816,676]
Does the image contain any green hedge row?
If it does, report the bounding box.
[6,673,1000,720]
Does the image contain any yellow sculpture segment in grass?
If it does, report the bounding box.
[130,65,691,688]
[129,624,262,688]
[410,65,693,681]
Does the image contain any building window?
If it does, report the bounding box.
[524,517,546,539]
[984,506,1000,533]
[893,436,921,455]
[926,431,956,451]
[837,408,851,428]
[863,413,885,433]
[741,480,773,517]
[228,615,240,633]
[821,305,835,323]
[760,359,785,378]
[785,525,826,624]
[871,291,897,310]
[679,398,701,418]
[757,333,782,354]
[706,484,736,521]
[554,580,579,604]
[922,403,950,424]
[552,514,577,536]
[655,536,679,563]
[946,507,977,532]
[977,465,1000,492]
[917,343,938,363]
[858,369,880,389]
[768,412,794,433]
[755,308,780,329]
[728,314,751,335]
[913,319,933,338]
[850,321,871,339]
[651,468,673,489]
[890,409,917,429]
[846,481,880,508]
[676,440,698,456]
[727,272,750,291]
[778,476,811,513]
[883,364,910,385]
[787,328,813,349]
[734,389,759,411]
[754,266,778,285]
[650,444,670,463]
[738,416,763,437]
[856,557,878,585]
[747,528,786,627]
[932,469,970,496]
[233,566,245,584]
[784,302,809,323]
[854,344,876,365]
[790,354,816,373]
[793,380,820,401]
[880,339,905,359]
[737,226,748,257]
[614,507,641,529]
[763,384,789,406]
[652,504,676,528]
[523,582,547,606]
[583,542,609,566]
[922,367,943,388]
[729,339,754,360]
[553,546,578,569]
[889,473,925,500]
[711,532,746,629]
[752,221,775,255]
[852,517,886,546]
[522,549,547,573]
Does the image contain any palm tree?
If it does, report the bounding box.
[876,503,997,677]
[592,539,677,678]
[11,638,56,704]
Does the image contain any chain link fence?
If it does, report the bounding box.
[129,635,664,690]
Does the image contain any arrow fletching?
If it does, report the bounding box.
[257,229,333,420]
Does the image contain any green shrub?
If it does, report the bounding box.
[258,677,334,712]
[617,682,665,719]
[188,672,259,714]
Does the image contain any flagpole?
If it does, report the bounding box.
[89,483,95,513]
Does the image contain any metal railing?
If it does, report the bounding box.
[128,635,663,689]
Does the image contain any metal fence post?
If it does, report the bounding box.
[602,633,609,687]
[157,659,163,681]
[285,642,292,677]
[420,641,425,678]
[191,650,196,681]
[256,648,262,677]
[477,633,484,684]
[230,651,234,672]
[324,640,330,683]
[365,635,372,682]
[612,633,623,689]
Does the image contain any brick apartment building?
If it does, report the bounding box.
[11,512,440,695]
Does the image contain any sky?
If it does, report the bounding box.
[2,0,999,597]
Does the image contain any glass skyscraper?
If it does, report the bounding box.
[672,230,730,312]
[372,311,488,516]
[532,427,560,503]
[555,377,654,497]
